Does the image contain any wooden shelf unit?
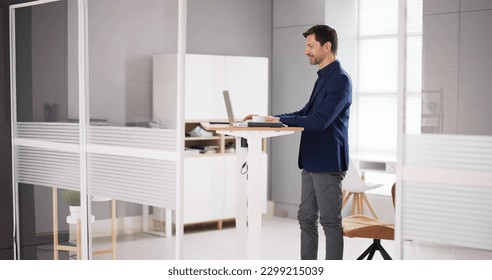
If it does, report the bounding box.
[185,121,235,155]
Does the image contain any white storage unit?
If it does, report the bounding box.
[153,53,268,123]
[182,153,267,225]
[153,54,269,227]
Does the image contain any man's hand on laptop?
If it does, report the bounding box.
[265,116,280,122]
[243,114,257,121]
[243,114,280,123]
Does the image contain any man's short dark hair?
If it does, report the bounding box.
[303,25,338,56]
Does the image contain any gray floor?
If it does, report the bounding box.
[91,215,492,260]
[92,216,393,260]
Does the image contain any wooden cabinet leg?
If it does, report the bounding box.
[76,219,81,260]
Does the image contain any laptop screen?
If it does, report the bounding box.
[222,90,236,124]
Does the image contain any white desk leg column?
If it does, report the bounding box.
[215,128,298,259]
[246,136,263,259]
[235,137,248,233]
[246,137,263,238]
[235,137,248,259]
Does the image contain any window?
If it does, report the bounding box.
[356,0,422,157]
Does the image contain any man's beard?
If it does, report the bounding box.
[309,55,320,65]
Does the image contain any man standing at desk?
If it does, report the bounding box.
[247,25,352,259]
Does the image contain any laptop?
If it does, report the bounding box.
[222,90,284,127]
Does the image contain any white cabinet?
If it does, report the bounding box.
[185,54,268,120]
[183,156,225,223]
[153,53,268,123]
[183,154,267,225]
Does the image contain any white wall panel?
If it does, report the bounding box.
[423,0,459,15]
[460,0,492,12]
[458,10,492,135]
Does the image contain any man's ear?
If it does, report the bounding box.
[324,41,332,52]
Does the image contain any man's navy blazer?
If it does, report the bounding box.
[277,60,352,173]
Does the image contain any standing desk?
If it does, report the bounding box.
[202,123,303,258]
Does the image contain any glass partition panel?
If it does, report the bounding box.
[86,0,179,259]
[398,0,492,259]
[12,0,183,260]
[12,0,81,260]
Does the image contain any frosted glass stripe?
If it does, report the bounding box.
[88,126,176,151]
[405,134,492,171]
[16,122,79,144]
[88,154,176,209]
[401,181,492,250]
[87,144,177,162]
[16,146,80,191]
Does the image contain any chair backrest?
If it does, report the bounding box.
[342,159,370,192]
[391,182,396,208]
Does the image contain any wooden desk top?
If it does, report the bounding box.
[201,122,304,132]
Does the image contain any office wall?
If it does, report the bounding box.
[423,0,492,135]
[271,0,358,218]
[86,0,178,126]
[271,0,325,218]
[187,0,272,58]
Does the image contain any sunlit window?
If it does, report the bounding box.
[356,0,423,156]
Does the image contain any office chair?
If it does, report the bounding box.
[342,159,383,218]
[342,183,396,260]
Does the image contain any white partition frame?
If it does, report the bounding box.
[10,0,185,260]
